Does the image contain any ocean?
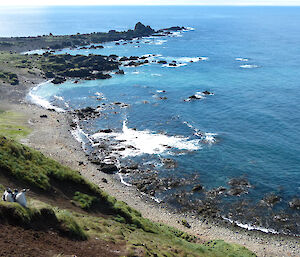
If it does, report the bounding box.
[2,5,300,235]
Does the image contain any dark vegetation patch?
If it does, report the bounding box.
[0,70,19,85]
[38,53,119,82]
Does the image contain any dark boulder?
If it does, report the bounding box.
[188,95,201,100]
[207,187,227,197]
[228,177,251,188]
[119,57,128,62]
[157,60,167,64]
[52,76,66,84]
[289,198,300,209]
[98,129,113,133]
[81,106,96,113]
[262,193,281,206]
[192,184,203,192]
[228,187,246,196]
[94,73,112,80]
[127,164,139,170]
[99,163,118,174]
[115,69,125,75]
[202,90,213,95]
[128,56,139,61]
[162,158,177,169]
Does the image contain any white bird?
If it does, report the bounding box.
[2,188,14,202]
[15,189,29,207]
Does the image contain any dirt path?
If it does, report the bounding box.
[0,224,125,257]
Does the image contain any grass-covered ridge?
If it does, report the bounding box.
[0,135,163,233]
[0,136,255,256]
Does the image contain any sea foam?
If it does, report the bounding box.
[222,216,279,234]
[240,64,259,69]
[27,81,65,112]
[235,57,249,62]
[92,121,201,157]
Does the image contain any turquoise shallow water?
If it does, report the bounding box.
[4,6,300,234]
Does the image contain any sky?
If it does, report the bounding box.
[1,0,300,6]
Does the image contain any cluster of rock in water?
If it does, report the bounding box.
[32,24,192,84]
[66,104,300,234]
[65,103,300,235]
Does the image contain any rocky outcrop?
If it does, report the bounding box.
[289,198,300,209]
[52,76,66,84]
[98,163,119,174]
[41,53,118,82]
[75,106,101,119]
[227,177,251,196]
[262,193,281,206]
[134,22,155,36]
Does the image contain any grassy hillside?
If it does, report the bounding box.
[0,124,256,256]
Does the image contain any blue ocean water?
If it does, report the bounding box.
[3,6,300,234]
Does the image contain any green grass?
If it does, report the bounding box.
[0,111,31,140]
[0,201,87,240]
[0,51,38,70]
[0,196,255,256]
[55,209,88,240]
[75,211,255,257]
[0,136,164,233]
[0,136,255,256]
[72,191,98,210]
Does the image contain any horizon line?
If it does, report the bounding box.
[1,4,300,7]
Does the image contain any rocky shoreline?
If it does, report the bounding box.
[65,97,300,238]
[4,100,298,257]
[0,23,299,256]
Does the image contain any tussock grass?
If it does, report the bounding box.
[55,209,87,240]
[0,200,87,240]
[72,191,97,210]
